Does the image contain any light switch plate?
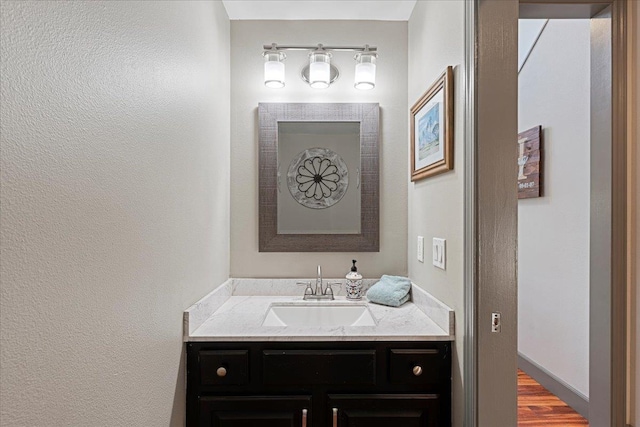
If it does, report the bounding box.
[433,238,446,269]
[417,236,424,263]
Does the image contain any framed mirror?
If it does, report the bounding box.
[259,103,379,252]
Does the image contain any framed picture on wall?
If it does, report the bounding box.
[410,66,454,182]
[517,125,543,199]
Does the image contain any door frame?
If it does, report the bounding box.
[465,0,629,425]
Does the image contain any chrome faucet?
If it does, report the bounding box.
[315,265,323,296]
[297,265,339,300]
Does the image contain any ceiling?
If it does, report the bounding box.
[221,1,418,21]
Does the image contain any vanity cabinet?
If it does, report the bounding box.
[187,341,451,427]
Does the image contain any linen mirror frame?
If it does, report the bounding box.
[258,102,380,252]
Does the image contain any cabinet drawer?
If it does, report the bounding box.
[263,350,376,386]
[199,395,311,427]
[389,349,445,385]
[199,350,249,386]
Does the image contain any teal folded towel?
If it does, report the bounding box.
[366,275,411,307]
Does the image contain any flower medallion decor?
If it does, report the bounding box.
[287,147,349,209]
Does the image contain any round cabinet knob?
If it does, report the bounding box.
[412,365,423,376]
[216,366,227,377]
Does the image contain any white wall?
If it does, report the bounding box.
[518,19,548,72]
[517,20,591,397]
[230,20,408,278]
[0,2,230,426]
[407,1,465,425]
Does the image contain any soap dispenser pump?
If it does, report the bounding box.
[345,260,363,300]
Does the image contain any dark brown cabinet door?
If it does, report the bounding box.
[199,395,311,427]
[328,394,440,427]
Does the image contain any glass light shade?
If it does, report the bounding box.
[354,53,376,90]
[309,51,331,89]
[263,51,286,88]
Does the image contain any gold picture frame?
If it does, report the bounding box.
[410,66,454,181]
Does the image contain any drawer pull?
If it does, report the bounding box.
[332,407,338,427]
[413,365,423,376]
[302,409,307,427]
[216,366,227,377]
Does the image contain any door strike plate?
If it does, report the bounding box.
[491,312,501,333]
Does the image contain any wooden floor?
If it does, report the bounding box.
[518,369,588,426]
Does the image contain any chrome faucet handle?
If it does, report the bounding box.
[297,281,314,296]
[325,282,342,299]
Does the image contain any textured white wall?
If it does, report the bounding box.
[230,20,408,278]
[407,1,465,426]
[517,20,591,397]
[0,2,230,426]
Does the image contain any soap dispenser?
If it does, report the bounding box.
[345,260,363,300]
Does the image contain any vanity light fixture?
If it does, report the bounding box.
[263,44,286,88]
[262,43,378,90]
[307,45,332,89]
[354,46,377,90]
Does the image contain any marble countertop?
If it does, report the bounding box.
[184,279,455,342]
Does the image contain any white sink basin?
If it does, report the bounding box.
[262,303,377,327]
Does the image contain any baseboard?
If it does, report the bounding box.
[518,353,589,419]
